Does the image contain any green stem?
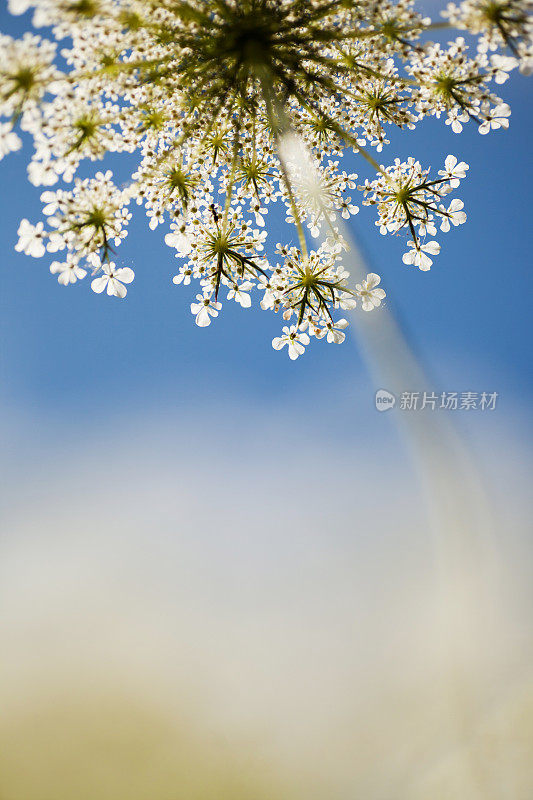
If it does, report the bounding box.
[223,120,242,227]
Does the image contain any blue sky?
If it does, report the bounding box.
[0,6,531,450]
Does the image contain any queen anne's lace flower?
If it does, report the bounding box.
[50,256,86,285]
[90,261,134,297]
[0,122,22,159]
[15,218,45,257]
[356,274,387,310]
[361,156,468,268]
[190,293,223,327]
[272,326,311,360]
[443,0,533,71]
[402,240,441,270]
[438,154,469,186]
[1,0,530,358]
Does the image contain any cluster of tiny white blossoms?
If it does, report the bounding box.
[1,0,530,358]
[361,154,469,268]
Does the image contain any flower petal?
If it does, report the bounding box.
[91,276,108,294]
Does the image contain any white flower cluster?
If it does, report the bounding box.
[407,37,515,133]
[16,169,132,293]
[1,0,530,358]
[361,155,469,269]
[443,0,533,73]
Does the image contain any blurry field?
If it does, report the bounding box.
[1,409,532,799]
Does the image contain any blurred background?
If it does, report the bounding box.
[1,5,532,799]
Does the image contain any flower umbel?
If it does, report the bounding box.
[2,0,531,356]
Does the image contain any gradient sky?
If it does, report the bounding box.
[0,6,531,454]
[1,14,532,796]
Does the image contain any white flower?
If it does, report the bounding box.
[46,231,65,253]
[251,202,266,226]
[339,197,359,219]
[50,258,86,285]
[272,326,310,359]
[190,293,222,327]
[402,241,441,270]
[445,108,468,134]
[0,123,21,160]
[418,216,437,237]
[257,275,279,310]
[520,55,533,76]
[8,0,31,13]
[338,291,357,311]
[227,281,254,308]
[165,223,192,256]
[325,318,349,343]
[91,262,134,298]
[439,155,469,188]
[356,273,386,310]
[40,190,60,216]
[172,266,193,286]
[479,103,511,134]
[491,55,518,84]
[439,198,467,231]
[28,160,59,186]
[147,206,164,230]
[15,219,45,257]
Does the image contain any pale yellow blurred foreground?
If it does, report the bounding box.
[1,412,532,799]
